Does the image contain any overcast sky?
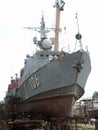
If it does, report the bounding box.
[0,0,98,100]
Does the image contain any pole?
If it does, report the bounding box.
[54,5,60,51]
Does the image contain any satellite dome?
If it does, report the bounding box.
[42,39,52,49]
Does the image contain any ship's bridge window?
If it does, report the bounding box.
[40,54,49,57]
[39,53,59,58]
[40,54,44,57]
[46,54,49,57]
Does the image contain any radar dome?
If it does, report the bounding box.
[42,39,52,49]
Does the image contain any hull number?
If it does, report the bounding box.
[29,74,40,89]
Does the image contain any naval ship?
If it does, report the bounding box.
[4,0,91,119]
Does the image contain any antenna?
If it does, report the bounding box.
[74,13,83,51]
[76,13,80,33]
[24,13,54,39]
[75,13,82,40]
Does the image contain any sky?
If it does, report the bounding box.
[0,0,98,101]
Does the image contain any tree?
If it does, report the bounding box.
[92,91,98,99]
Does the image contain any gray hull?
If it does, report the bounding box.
[15,50,91,117]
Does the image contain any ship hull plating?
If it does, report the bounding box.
[17,83,84,118]
[14,50,91,118]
